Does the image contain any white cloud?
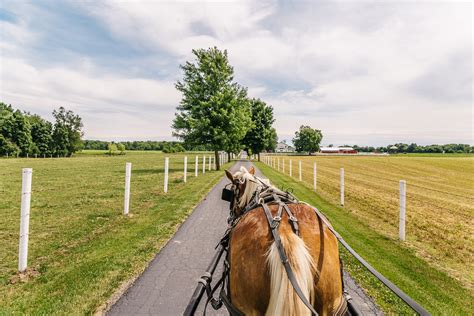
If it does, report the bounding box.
[0,0,471,145]
[1,57,180,139]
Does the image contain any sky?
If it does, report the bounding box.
[0,0,472,146]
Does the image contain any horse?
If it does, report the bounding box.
[224,166,347,316]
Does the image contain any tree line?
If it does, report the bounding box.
[351,143,473,154]
[172,47,277,169]
[0,103,83,157]
[84,140,189,152]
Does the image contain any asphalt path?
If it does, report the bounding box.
[108,160,382,315]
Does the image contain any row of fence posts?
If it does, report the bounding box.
[16,152,230,272]
[261,155,407,241]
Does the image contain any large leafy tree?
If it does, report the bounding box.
[29,114,53,156]
[243,98,275,160]
[172,47,251,170]
[293,125,323,155]
[1,103,31,156]
[52,107,84,156]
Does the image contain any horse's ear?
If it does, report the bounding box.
[249,166,255,175]
[225,169,234,181]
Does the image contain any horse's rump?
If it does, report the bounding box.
[229,203,344,316]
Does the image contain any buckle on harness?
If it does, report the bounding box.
[271,216,281,229]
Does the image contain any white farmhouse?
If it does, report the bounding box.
[276,142,295,153]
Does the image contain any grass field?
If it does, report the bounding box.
[256,161,473,315]
[263,154,474,291]
[0,151,230,314]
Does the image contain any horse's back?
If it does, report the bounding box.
[229,203,343,315]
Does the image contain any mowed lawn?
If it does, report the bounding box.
[0,151,229,314]
[267,154,474,291]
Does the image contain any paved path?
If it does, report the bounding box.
[109,160,381,315]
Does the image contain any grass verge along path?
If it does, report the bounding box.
[0,152,231,314]
[257,162,472,315]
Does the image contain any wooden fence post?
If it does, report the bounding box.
[289,160,293,177]
[399,180,406,241]
[195,156,198,177]
[313,162,317,191]
[18,168,32,272]
[282,159,285,173]
[164,157,169,193]
[299,161,302,181]
[340,168,344,206]
[184,156,187,183]
[208,155,211,171]
[124,163,131,216]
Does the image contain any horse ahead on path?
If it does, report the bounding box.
[224,166,347,316]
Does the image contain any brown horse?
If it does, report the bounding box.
[225,166,346,316]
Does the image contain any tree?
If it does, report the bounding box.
[52,124,69,156]
[292,125,323,154]
[265,127,278,153]
[117,143,126,155]
[10,111,32,156]
[52,107,83,156]
[29,114,53,156]
[0,134,20,156]
[172,47,251,170]
[107,143,118,155]
[242,98,275,161]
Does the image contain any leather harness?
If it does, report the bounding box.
[199,178,350,316]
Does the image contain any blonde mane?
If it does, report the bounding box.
[233,166,271,209]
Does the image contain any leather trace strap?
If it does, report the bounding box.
[261,203,319,316]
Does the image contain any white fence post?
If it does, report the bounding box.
[195,156,198,177]
[313,162,317,192]
[299,161,302,181]
[340,168,345,206]
[202,155,206,174]
[208,156,211,171]
[164,157,169,193]
[213,155,216,170]
[282,159,285,173]
[399,180,406,241]
[19,168,32,272]
[184,156,187,183]
[289,160,293,177]
[124,163,132,216]
[277,158,280,171]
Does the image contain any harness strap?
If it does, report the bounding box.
[261,203,319,316]
[282,203,299,235]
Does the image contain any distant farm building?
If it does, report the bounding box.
[320,147,358,154]
[276,142,295,153]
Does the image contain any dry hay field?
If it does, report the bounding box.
[270,154,473,291]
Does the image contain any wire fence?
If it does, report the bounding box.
[259,154,474,255]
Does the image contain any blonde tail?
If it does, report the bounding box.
[266,233,316,316]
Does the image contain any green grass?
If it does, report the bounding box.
[0,151,230,314]
[256,162,473,315]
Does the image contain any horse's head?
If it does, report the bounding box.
[224,166,269,217]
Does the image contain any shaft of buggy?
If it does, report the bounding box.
[184,244,226,316]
